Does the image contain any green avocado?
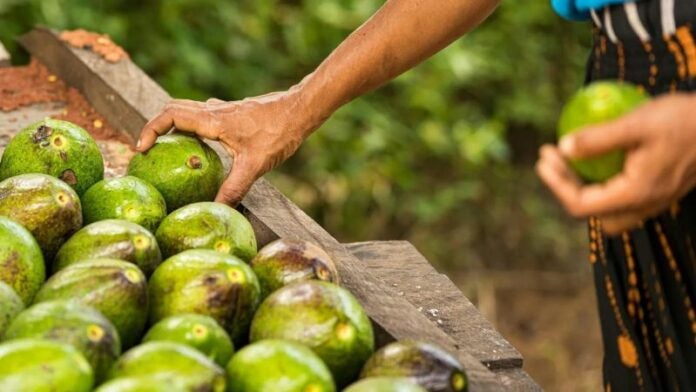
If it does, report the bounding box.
[143,313,234,367]
[0,338,93,392]
[0,216,45,304]
[34,259,148,349]
[107,341,226,392]
[250,281,374,387]
[0,174,82,259]
[0,119,104,195]
[149,249,260,346]
[3,300,121,382]
[360,340,468,392]
[344,377,427,392]
[127,133,224,212]
[95,376,189,392]
[53,219,162,276]
[156,202,257,261]
[251,239,339,299]
[225,339,335,392]
[82,176,167,232]
[0,282,24,336]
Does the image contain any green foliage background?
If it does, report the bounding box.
[0,0,592,272]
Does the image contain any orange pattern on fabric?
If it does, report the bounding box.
[618,334,639,367]
[676,26,696,77]
[664,35,688,80]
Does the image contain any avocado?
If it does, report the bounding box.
[156,202,257,261]
[53,219,162,276]
[225,339,335,392]
[149,249,260,346]
[251,239,339,299]
[0,119,104,195]
[127,133,224,212]
[82,176,167,232]
[3,300,121,382]
[0,174,82,259]
[143,313,234,367]
[0,282,24,336]
[344,377,427,392]
[107,341,226,392]
[250,281,374,387]
[0,338,93,392]
[34,259,148,348]
[95,376,189,392]
[0,216,45,304]
[360,340,468,392]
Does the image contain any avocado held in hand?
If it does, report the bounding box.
[0,119,104,196]
[127,133,224,212]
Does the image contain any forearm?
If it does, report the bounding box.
[293,0,500,133]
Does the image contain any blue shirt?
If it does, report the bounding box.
[552,0,639,20]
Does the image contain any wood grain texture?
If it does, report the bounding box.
[19,27,519,390]
[0,40,10,67]
[345,240,523,370]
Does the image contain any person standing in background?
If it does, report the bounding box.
[138,1,696,389]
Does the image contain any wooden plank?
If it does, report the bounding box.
[494,368,542,392]
[345,240,523,370]
[18,27,507,390]
[0,41,10,67]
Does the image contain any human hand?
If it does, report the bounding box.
[536,93,696,235]
[137,89,324,206]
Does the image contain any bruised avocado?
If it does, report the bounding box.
[82,176,167,232]
[0,119,104,195]
[148,249,260,346]
[344,377,427,392]
[127,133,224,212]
[360,340,468,392]
[155,202,257,261]
[34,259,148,349]
[3,300,121,382]
[0,216,45,304]
[53,220,162,276]
[251,239,339,299]
[250,281,374,387]
[225,339,335,392]
[142,313,234,367]
[0,282,24,336]
[0,174,82,259]
[107,341,226,392]
[0,338,93,392]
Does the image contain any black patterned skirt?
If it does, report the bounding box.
[585,1,696,390]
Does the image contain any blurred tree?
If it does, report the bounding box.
[0,0,592,272]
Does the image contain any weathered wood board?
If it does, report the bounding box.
[18,27,534,390]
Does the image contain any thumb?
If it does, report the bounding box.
[214,158,260,206]
[559,114,641,159]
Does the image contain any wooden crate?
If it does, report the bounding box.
[1,28,540,391]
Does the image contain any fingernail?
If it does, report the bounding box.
[136,140,141,149]
[559,136,574,155]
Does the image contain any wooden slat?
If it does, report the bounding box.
[494,369,542,392]
[18,27,507,390]
[0,41,10,67]
[345,240,523,370]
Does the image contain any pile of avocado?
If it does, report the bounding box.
[0,119,469,392]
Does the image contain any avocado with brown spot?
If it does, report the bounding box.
[360,340,468,392]
[250,281,374,387]
[107,341,226,392]
[0,174,82,259]
[156,202,257,261]
[53,220,162,276]
[33,259,148,348]
[0,282,24,336]
[251,239,339,299]
[148,249,260,346]
[127,133,224,212]
[81,176,167,232]
[0,119,104,196]
[0,216,44,305]
[3,300,121,382]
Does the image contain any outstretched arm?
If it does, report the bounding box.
[137,0,500,205]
